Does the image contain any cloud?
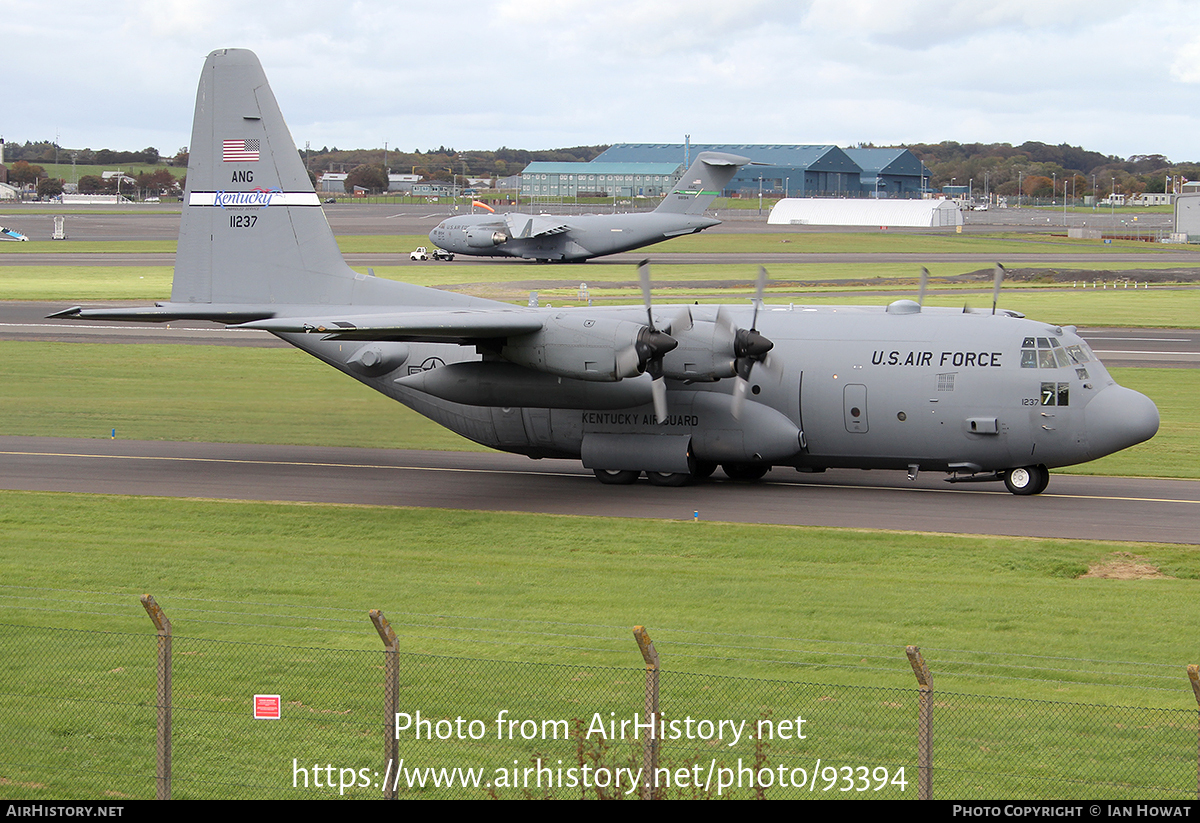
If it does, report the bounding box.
[4,0,1200,160]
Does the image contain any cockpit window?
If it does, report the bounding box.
[1022,336,1084,369]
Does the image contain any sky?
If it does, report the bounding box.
[6,0,1200,163]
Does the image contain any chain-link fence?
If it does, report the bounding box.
[1,614,1197,800]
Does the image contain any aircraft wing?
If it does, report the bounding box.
[234,310,546,343]
[504,213,573,238]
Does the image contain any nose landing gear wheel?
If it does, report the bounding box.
[1003,465,1049,495]
[593,468,639,485]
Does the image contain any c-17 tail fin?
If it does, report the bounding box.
[654,151,749,215]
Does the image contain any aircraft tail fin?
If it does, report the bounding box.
[171,48,362,307]
[654,151,749,215]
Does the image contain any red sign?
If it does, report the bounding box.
[254,694,281,719]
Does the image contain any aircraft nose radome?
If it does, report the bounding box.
[1085,385,1159,460]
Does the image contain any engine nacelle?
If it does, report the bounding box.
[501,314,646,382]
[660,319,738,381]
[465,229,507,248]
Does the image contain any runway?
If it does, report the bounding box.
[2,436,1196,544]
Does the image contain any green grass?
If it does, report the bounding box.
[0,266,174,300]
[2,493,1198,798]
[2,492,1198,699]
[38,162,187,181]
[0,341,485,451]
[0,240,178,253]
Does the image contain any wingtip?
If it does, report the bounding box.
[46,306,82,319]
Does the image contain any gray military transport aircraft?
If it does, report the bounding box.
[428,151,747,262]
[53,49,1159,494]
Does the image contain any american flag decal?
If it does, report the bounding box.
[223,138,260,162]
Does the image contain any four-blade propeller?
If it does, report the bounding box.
[637,260,774,421]
[729,265,774,419]
[637,260,679,422]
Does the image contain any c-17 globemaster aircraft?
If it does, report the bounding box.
[53,49,1160,494]
[428,151,748,263]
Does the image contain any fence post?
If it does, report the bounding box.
[633,626,660,800]
[1188,665,1200,799]
[370,610,400,800]
[140,595,171,800]
[906,645,933,800]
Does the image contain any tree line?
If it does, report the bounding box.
[907,141,1199,198]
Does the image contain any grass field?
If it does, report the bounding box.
[2,491,1197,703]
[0,518,1191,802]
[2,490,1198,799]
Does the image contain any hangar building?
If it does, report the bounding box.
[843,148,930,198]
[592,144,931,198]
[519,161,683,199]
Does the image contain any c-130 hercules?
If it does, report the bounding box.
[54,49,1159,494]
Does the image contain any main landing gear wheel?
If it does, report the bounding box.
[693,460,718,480]
[1003,464,1049,496]
[593,468,639,485]
[646,471,692,487]
[721,463,770,481]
